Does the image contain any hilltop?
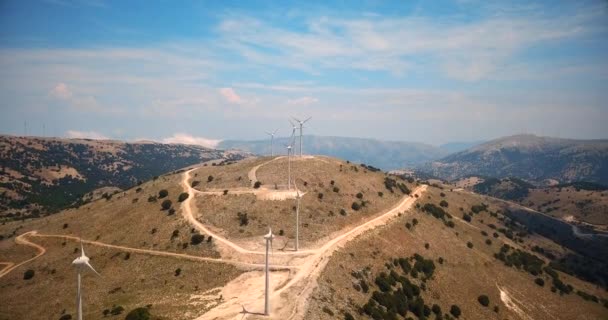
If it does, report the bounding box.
[0,154,606,320]
[0,135,245,218]
[420,134,608,185]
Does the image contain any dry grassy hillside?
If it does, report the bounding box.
[190,156,414,248]
[522,187,608,227]
[306,184,608,320]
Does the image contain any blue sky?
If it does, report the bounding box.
[0,0,607,146]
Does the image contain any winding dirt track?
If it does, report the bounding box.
[2,157,426,320]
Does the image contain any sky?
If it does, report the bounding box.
[0,0,607,147]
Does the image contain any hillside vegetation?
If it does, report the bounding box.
[0,135,244,218]
[422,134,608,185]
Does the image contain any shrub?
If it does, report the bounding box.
[174,268,181,276]
[463,214,472,222]
[23,269,35,280]
[322,306,334,316]
[178,192,189,202]
[405,222,411,229]
[171,229,179,240]
[191,234,205,245]
[318,193,324,200]
[431,304,441,315]
[339,209,347,216]
[450,305,461,318]
[59,315,72,320]
[535,278,545,286]
[330,180,335,185]
[63,223,68,229]
[351,202,361,211]
[485,239,492,245]
[378,191,383,197]
[223,190,228,195]
[333,187,340,193]
[191,181,200,188]
[161,200,172,210]
[439,200,449,207]
[478,295,490,307]
[440,192,446,197]
[207,175,214,182]
[110,305,124,316]
[467,242,473,249]
[207,236,213,243]
[438,257,444,264]
[412,218,418,226]
[147,195,157,202]
[253,181,262,189]
[344,312,355,320]
[356,192,363,199]
[446,220,455,228]
[424,243,430,249]
[125,307,151,320]
[158,189,168,198]
[237,212,249,226]
[168,208,176,216]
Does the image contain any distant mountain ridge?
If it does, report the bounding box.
[219,135,449,170]
[0,135,245,217]
[421,134,608,184]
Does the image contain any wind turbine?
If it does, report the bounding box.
[285,143,293,190]
[263,228,275,316]
[288,120,298,149]
[292,116,311,157]
[265,129,278,157]
[293,181,305,251]
[72,240,100,320]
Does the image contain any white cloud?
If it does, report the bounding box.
[219,87,243,104]
[162,133,221,148]
[65,130,109,140]
[287,96,319,106]
[50,82,72,99]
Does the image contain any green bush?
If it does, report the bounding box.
[178,192,189,202]
[161,199,172,210]
[125,307,151,320]
[191,234,205,245]
[158,189,168,198]
[535,278,545,286]
[450,305,461,318]
[478,295,490,307]
[23,269,35,280]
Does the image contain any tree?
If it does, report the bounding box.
[174,268,181,276]
[191,234,205,245]
[253,181,262,189]
[318,193,324,200]
[351,202,361,211]
[450,305,461,318]
[207,175,214,182]
[125,307,151,320]
[440,200,449,207]
[161,199,172,210]
[467,242,473,249]
[356,192,363,199]
[478,295,490,307]
[178,192,189,202]
[333,187,340,193]
[158,189,168,198]
[23,269,35,280]
[535,278,545,286]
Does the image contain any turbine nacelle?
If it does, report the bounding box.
[72,241,100,275]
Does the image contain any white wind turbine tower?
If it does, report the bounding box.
[292,116,311,157]
[285,143,293,190]
[72,240,100,320]
[293,181,305,251]
[263,228,275,316]
[265,129,278,157]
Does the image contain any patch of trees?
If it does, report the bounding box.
[494,244,544,276]
[361,163,381,172]
[384,177,411,194]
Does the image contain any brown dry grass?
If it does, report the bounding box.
[191,156,412,248]
[305,185,608,320]
[0,237,242,320]
[522,187,608,226]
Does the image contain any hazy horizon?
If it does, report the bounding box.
[1,0,607,145]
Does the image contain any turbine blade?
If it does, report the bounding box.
[80,241,85,257]
[288,119,295,126]
[303,116,311,123]
[85,261,100,276]
[273,128,279,134]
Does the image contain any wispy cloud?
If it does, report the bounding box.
[162,133,221,148]
[287,96,318,106]
[219,87,243,104]
[65,130,109,140]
